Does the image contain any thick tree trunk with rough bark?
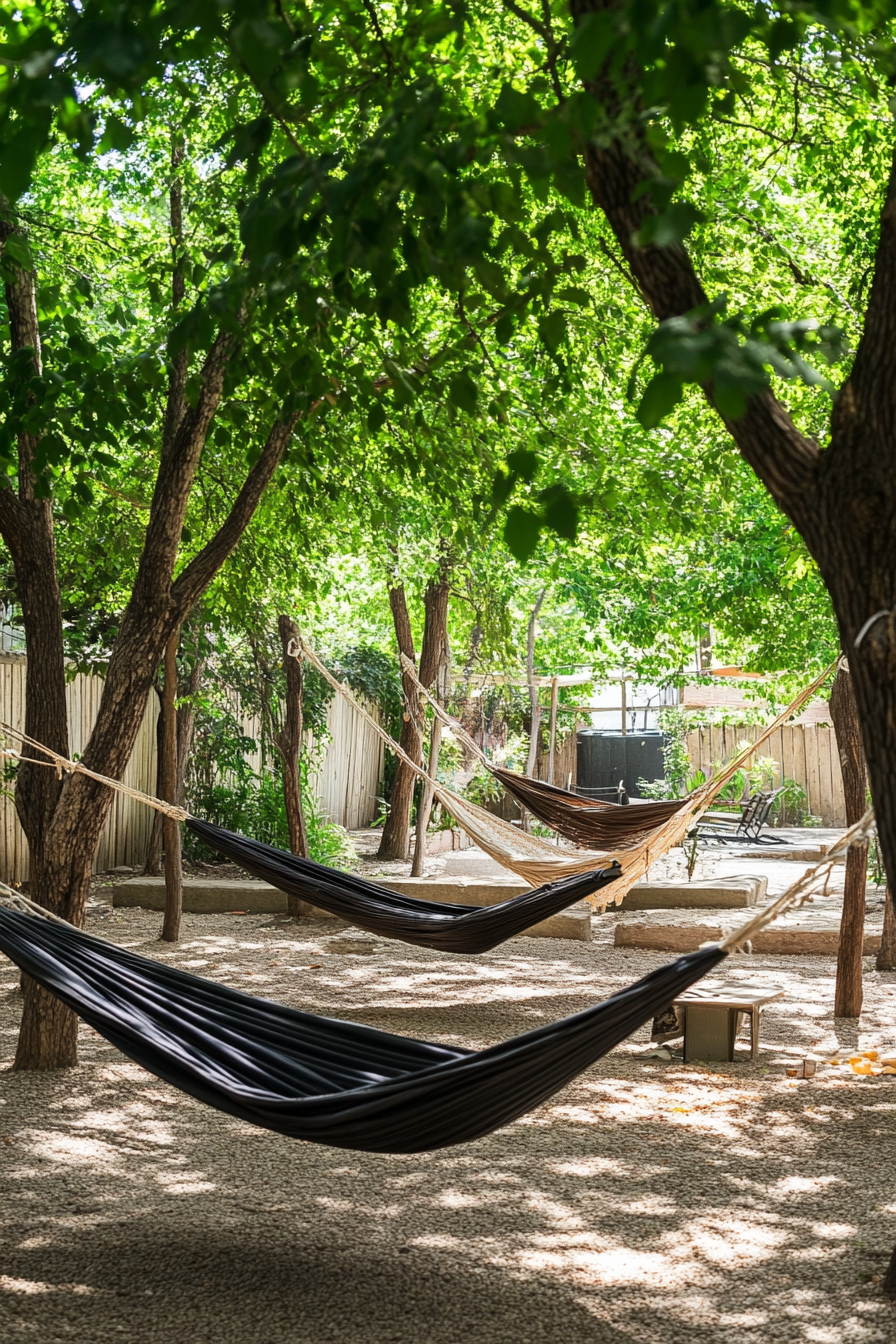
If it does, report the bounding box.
[275,615,309,916]
[830,666,868,1017]
[378,561,451,861]
[160,630,183,943]
[1,204,298,1066]
[572,0,896,908]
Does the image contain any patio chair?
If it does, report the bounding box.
[694,787,788,845]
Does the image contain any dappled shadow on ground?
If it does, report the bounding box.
[1,911,896,1343]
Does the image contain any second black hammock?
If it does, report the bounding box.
[184,817,621,954]
[0,903,725,1152]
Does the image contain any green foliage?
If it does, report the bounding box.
[336,645,403,737]
[184,763,355,870]
[463,764,504,807]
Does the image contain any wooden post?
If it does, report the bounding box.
[547,676,558,785]
[411,713,442,878]
[877,888,896,971]
[830,664,867,1017]
[275,615,309,900]
[160,628,182,944]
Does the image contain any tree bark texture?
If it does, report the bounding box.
[524,590,546,780]
[569,0,896,913]
[0,215,297,1066]
[378,561,452,861]
[877,888,896,972]
[145,647,204,875]
[161,630,183,943]
[378,585,423,861]
[275,615,309,917]
[144,686,166,876]
[830,667,868,1017]
[411,711,443,878]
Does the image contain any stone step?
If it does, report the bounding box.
[372,876,592,941]
[114,877,287,915]
[614,921,881,956]
[620,875,766,910]
[113,875,591,941]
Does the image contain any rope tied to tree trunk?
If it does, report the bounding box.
[0,732,190,823]
[0,880,71,924]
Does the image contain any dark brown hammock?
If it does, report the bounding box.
[490,768,684,850]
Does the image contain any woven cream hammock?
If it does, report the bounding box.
[299,645,835,903]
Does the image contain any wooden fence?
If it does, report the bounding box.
[219,689,386,833]
[0,654,158,883]
[0,654,387,883]
[306,692,385,831]
[686,721,846,827]
[485,730,579,824]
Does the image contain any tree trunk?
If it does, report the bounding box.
[274,615,309,916]
[2,176,297,1066]
[569,1,896,906]
[378,586,423,860]
[378,560,451,861]
[145,644,203,875]
[160,629,183,943]
[411,713,443,878]
[830,665,868,1017]
[877,888,896,972]
[144,685,165,875]
[524,589,546,779]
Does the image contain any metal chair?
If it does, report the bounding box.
[694,787,788,845]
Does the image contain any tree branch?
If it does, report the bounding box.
[573,0,821,515]
[130,326,235,612]
[170,412,298,614]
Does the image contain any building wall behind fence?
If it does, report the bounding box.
[0,655,159,884]
[686,721,846,827]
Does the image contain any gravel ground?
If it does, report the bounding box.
[2,893,896,1343]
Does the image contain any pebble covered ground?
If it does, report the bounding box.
[2,860,896,1342]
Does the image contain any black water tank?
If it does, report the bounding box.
[576,730,666,800]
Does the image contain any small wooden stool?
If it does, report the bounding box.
[673,982,785,1062]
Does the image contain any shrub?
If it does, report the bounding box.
[183,763,356,870]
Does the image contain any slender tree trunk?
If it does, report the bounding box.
[520,589,547,833]
[275,615,309,916]
[524,589,546,780]
[144,685,165,875]
[877,888,896,972]
[145,645,203,874]
[160,630,183,943]
[378,586,423,861]
[175,645,205,806]
[378,559,451,861]
[411,713,443,878]
[830,665,868,1018]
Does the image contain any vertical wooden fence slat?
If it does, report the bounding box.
[683,718,846,827]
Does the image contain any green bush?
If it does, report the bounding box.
[183,764,356,870]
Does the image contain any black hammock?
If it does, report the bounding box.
[185,818,621,954]
[0,905,725,1152]
[490,769,685,851]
